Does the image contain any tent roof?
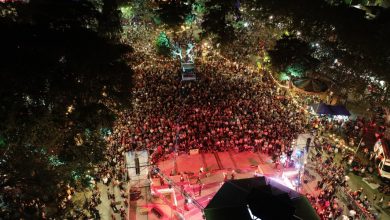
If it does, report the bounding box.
[315,103,332,115]
[331,105,351,116]
[292,196,322,220]
[204,177,319,220]
[206,177,266,209]
[313,103,351,116]
[292,77,328,93]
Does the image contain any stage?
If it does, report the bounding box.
[128,148,320,220]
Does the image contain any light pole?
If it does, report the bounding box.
[352,137,364,159]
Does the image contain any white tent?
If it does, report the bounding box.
[125,150,150,186]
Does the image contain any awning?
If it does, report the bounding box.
[313,103,350,116]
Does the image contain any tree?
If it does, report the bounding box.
[201,0,236,43]
[244,0,390,83]
[0,0,133,217]
[154,0,194,27]
[18,0,100,30]
[156,31,171,55]
[268,35,319,72]
[99,0,122,40]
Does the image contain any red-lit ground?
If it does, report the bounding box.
[127,150,319,220]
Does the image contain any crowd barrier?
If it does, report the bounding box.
[337,187,377,220]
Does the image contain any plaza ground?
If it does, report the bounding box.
[98,144,390,220]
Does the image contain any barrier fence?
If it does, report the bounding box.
[336,187,377,220]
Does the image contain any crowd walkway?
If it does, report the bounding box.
[96,182,128,220]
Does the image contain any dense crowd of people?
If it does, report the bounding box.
[306,135,380,220]
[1,4,389,220]
[87,20,388,219]
[311,151,348,220]
[76,33,389,219]
[109,49,307,167]
[102,28,389,218]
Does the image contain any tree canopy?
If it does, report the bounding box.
[201,0,237,43]
[0,0,133,217]
[268,35,319,73]
[154,0,194,27]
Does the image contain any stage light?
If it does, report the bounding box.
[66,105,75,115]
[295,150,302,157]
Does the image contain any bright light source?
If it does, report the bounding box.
[269,15,273,20]
[244,22,249,27]
[315,43,320,47]
[67,105,75,114]
[247,204,257,219]
[296,31,301,36]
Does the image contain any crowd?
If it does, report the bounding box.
[95,33,388,219]
[100,19,387,219]
[306,135,379,220]
[311,152,348,220]
[82,41,310,218]
[108,46,307,167]
[94,132,130,220]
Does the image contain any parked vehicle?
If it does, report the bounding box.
[373,139,390,180]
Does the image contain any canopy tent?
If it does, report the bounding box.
[312,103,351,116]
[292,77,329,93]
[125,150,150,187]
[204,177,319,220]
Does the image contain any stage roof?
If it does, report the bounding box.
[204,177,319,220]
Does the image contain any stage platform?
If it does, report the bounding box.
[129,150,320,220]
[157,150,277,176]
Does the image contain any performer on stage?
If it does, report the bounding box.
[223,172,228,182]
[231,170,236,180]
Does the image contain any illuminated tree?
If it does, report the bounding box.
[119,5,133,20]
[156,32,171,55]
[285,64,305,78]
[193,0,206,14]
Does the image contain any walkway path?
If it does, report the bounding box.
[96,182,127,220]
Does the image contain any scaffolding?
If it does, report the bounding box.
[151,167,205,219]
